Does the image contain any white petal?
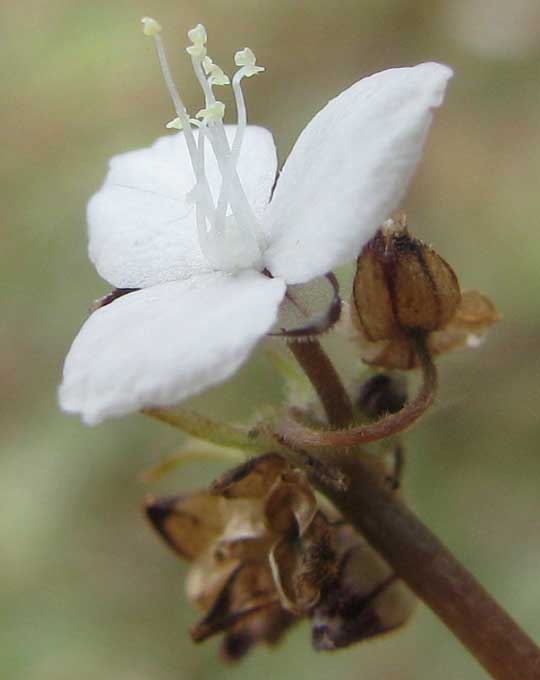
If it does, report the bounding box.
[263,63,452,284]
[88,126,277,288]
[59,271,285,424]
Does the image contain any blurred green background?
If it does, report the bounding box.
[3,0,540,678]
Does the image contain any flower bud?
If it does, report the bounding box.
[356,372,407,418]
[352,220,461,342]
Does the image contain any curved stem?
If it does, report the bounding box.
[287,339,353,428]
[281,333,436,448]
[317,457,540,680]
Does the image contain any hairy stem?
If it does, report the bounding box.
[282,333,436,448]
[318,457,540,680]
[287,339,353,428]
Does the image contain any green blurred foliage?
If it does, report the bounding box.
[2,0,540,678]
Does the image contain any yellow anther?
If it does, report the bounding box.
[188,23,207,46]
[166,117,201,130]
[186,23,208,58]
[165,117,183,130]
[141,17,162,37]
[202,56,230,85]
[234,47,256,67]
[211,71,230,86]
[234,47,264,77]
[196,101,225,122]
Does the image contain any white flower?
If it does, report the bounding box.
[59,20,452,425]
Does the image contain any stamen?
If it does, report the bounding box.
[214,47,267,250]
[231,73,247,159]
[144,19,269,272]
[194,123,214,264]
[188,36,263,254]
[144,27,197,164]
[231,47,265,168]
[142,18,216,242]
[213,70,247,231]
[231,48,264,160]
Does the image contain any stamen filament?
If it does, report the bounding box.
[194,123,218,265]
[191,55,265,250]
[147,20,268,271]
[151,32,216,237]
[153,34,198,166]
[231,70,247,162]
[213,69,247,237]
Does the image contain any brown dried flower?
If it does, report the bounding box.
[351,219,499,369]
[145,454,336,660]
[312,525,415,650]
[146,453,415,660]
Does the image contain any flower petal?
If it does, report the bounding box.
[88,126,277,288]
[263,63,452,284]
[59,271,285,424]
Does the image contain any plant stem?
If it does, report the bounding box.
[281,333,436,448]
[318,457,540,680]
[287,339,353,428]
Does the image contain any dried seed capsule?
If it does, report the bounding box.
[352,220,461,342]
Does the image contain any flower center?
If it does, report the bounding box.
[142,18,266,273]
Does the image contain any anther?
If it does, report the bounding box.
[202,57,230,86]
[186,23,207,58]
[166,117,183,130]
[234,47,265,77]
[196,101,226,123]
[188,24,207,46]
[165,117,201,130]
[141,17,162,37]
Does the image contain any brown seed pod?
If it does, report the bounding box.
[351,221,461,342]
